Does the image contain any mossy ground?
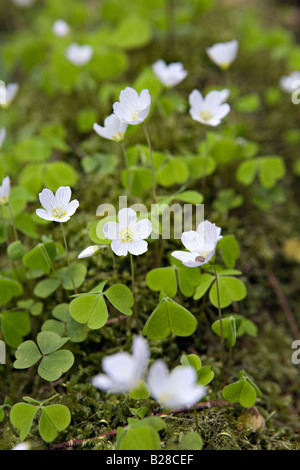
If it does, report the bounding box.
[1,0,300,450]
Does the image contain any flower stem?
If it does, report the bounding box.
[120,141,132,199]
[130,252,139,333]
[143,123,157,203]
[0,207,8,245]
[7,203,18,241]
[60,222,77,293]
[193,405,200,435]
[213,262,225,384]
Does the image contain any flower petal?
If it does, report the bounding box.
[128,239,148,256]
[55,186,72,206]
[111,239,128,256]
[39,189,56,212]
[135,219,152,239]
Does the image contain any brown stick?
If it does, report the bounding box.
[46,401,234,450]
[268,273,300,339]
[46,429,117,451]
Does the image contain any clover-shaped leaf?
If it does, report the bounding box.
[14,332,74,382]
[180,354,214,386]
[143,297,197,340]
[10,397,71,442]
[69,283,134,329]
[222,370,262,408]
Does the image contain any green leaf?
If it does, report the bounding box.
[34,278,61,298]
[36,331,69,355]
[116,426,160,450]
[146,267,177,298]
[197,365,214,386]
[180,432,203,450]
[218,235,240,268]
[130,381,150,400]
[41,320,65,337]
[156,158,189,187]
[258,156,286,188]
[10,403,38,441]
[212,316,239,347]
[0,311,31,348]
[44,161,78,192]
[23,243,57,274]
[38,350,74,382]
[186,155,216,178]
[57,263,87,290]
[7,241,26,261]
[222,379,257,408]
[39,405,71,442]
[193,274,214,300]
[110,15,152,50]
[175,190,204,204]
[177,265,202,297]
[236,160,258,186]
[180,354,202,370]
[209,276,247,308]
[69,294,108,329]
[143,297,197,340]
[104,284,134,316]
[0,279,23,307]
[14,341,42,369]
[235,93,261,113]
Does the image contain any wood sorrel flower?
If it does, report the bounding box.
[65,43,93,66]
[0,82,19,108]
[206,39,238,70]
[171,220,223,267]
[279,71,300,94]
[0,128,6,149]
[0,176,10,206]
[147,360,206,409]
[93,114,127,142]
[52,19,70,37]
[36,186,79,223]
[103,207,152,257]
[78,245,102,259]
[91,336,150,393]
[113,87,151,125]
[152,60,188,87]
[189,89,230,126]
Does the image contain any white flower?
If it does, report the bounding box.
[113,87,151,125]
[171,220,223,267]
[0,82,19,108]
[279,71,300,93]
[0,128,6,148]
[65,43,93,66]
[103,208,152,257]
[206,40,238,70]
[11,0,35,7]
[78,245,102,259]
[147,360,206,409]
[52,19,70,37]
[93,114,127,142]
[152,60,188,87]
[91,336,150,393]
[36,186,79,223]
[0,176,10,206]
[189,89,230,126]
[12,442,30,450]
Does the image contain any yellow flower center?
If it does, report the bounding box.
[112,132,125,142]
[0,195,9,206]
[120,227,135,243]
[132,110,139,121]
[200,110,213,121]
[53,207,67,219]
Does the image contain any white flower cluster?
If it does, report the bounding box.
[91,336,207,409]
